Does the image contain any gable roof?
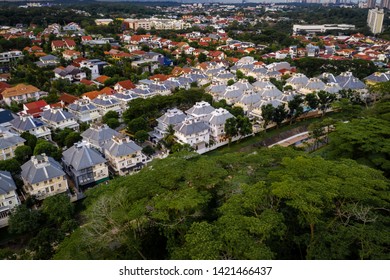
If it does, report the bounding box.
[116,80,135,90]
[2,84,40,98]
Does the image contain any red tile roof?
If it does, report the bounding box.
[116,80,135,90]
[59,93,79,105]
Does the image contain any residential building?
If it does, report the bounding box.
[67,98,101,123]
[41,108,79,131]
[114,80,136,93]
[95,19,114,26]
[0,109,15,128]
[81,123,120,153]
[21,154,69,200]
[174,118,210,151]
[54,65,86,82]
[103,135,147,175]
[79,59,108,79]
[367,8,384,34]
[368,0,377,9]
[62,141,109,189]
[0,50,23,64]
[185,101,216,121]
[35,55,60,67]
[0,171,20,228]
[292,24,356,35]
[0,126,26,160]
[10,115,52,140]
[1,84,45,106]
[91,94,123,116]
[152,108,186,142]
[21,100,49,118]
[206,108,234,143]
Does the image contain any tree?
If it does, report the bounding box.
[41,194,75,226]
[127,117,148,134]
[20,132,37,150]
[142,145,155,157]
[162,124,176,149]
[0,159,21,177]
[236,116,252,138]
[105,118,120,129]
[198,53,207,63]
[236,70,244,80]
[102,111,119,124]
[227,79,235,86]
[8,205,41,235]
[288,94,304,124]
[272,104,288,128]
[33,140,61,161]
[64,132,82,148]
[317,91,336,117]
[14,145,32,164]
[224,117,238,144]
[261,104,275,130]
[305,93,319,112]
[134,130,149,143]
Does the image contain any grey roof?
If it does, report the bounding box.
[54,65,82,77]
[324,82,342,94]
[21,155,65,184]
[81,124,119,147]
[92,96,119,106]
[40,55,59,61]
[206,84,227,95]
[62,142,106,171]
[223,86,244,101]
[68,101,97,112]
[11,116,47,132]
[239,91,262,106]
[215,71,235,80]
[341,77,366,90]
[286,74,309,86]
[304,78,326,91]
[113,92,139,101]
[0,171,16,194]
[253,79,274,89]
[250,67,268,75]
[233,80,254,91]
[103,137,142,157]
[317,72,338,83]
[186,101,215,116]
[41,109,75,123]
[259,86,283,99]
[206,108,234,125]
[175,120,209,136]
[335,72,356,86]
[0,130,25,149]
[364,72,390,83]
[157,108,186,125]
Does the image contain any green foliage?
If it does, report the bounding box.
[0,159,21,178]
[134,130,149,143]
[64,132,82,148]
[102,111,119,123]
[14,145,33,164]
[33,139,61,161]
[127,117,148,135]
[224,117,238,142]
[8,205,41,235]
[142,145,155,157]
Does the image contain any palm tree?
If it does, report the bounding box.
[162,124,176,149]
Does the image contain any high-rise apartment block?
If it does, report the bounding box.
[367,8,384,34]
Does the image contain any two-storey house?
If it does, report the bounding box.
[62,141,109,189]
[81,123,120,153]
[174,118,210,151]
[206,108,234,143]
[21,154,69,200]
[1,84,46,106]
[41,108,79,131]
[0,126,26,160]
[91,94,122,117]
[103,135,147,175]
[0,171,20,228]
[67,98,101,124]
[10,115,52,140]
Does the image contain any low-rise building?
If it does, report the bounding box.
[0,126,26,160]
[41,108,79,131]
[0,171,20,228]
[1,84,46,106]
[10,115,51,140]
[185,101,216,121]
[152,108,186,142]
[62,141,109,189]
[81,123,120,153]
[206,108,234,143]
[174,118,210,151]
[67,98,101,124]
[21,154,69,200]
[103,135,147,175]
[91,94,122,116]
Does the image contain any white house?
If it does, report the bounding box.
[206,108,234,143]
[67,98,101,124]
[174,118,210,152]
[41,108,79,131]
[91,94,123,116]
[0,171,21,228]
[103,135,147,175]
[10,115,52,140]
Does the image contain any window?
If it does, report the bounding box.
[45,187,49,193]
[9,201,12,205]
[50,186,54,191]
